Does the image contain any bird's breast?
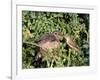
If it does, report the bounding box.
[38,41,59,50]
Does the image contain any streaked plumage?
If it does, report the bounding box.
[64,35,80,53]
[35,31,61,60]
[36,31,61,50]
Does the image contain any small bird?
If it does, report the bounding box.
[36,31,62,51]
[64,35,80,53]
[23,31,62,57]
[35,31,62,59]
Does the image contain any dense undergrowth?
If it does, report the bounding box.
[22,11,89,69]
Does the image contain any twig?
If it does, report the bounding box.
[67,49,71,67]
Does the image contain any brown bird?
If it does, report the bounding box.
[35,31,62,59]
[36,31,62,51]
[23,31,62,55]
[64,35,80,53]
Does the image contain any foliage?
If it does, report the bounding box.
[22,11,89,69]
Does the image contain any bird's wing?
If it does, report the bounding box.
[36,33,50,42]
[50,34,58,41]
[68,38,77,48]
[67,38,80,52]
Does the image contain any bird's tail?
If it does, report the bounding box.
[74,47,81,53]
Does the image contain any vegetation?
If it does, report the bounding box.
[22,11,89,69]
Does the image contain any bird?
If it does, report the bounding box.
[34,31,62,60]
[36,31,62,51]
[23,31,62,60]
[64,35,80,53]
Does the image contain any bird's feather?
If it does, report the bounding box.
[65,36,80,53]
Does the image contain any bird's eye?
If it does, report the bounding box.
[54,32,57,34]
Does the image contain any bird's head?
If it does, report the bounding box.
[52,31,63,40]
